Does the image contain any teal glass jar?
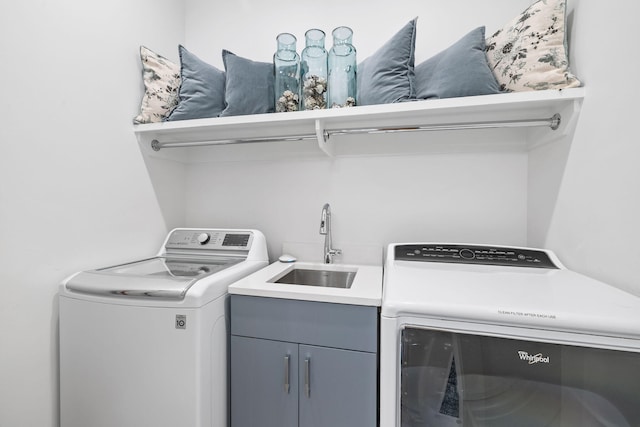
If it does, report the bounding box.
[328,26,357,108]
[274,33,300,112]
[301,29,328,110]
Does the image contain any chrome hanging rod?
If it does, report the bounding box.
[152,134,318,151]
[151,113,560,151]
[328,114,561,137]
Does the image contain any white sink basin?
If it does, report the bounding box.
[270,265,357,289]
[228,261,382,306]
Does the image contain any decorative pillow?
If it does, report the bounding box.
[356,18,417,106]
[133,46,181,124]
[485,0,581,92]
[220,50,275,117]
[166,46,226,121]
[414,27,500,100]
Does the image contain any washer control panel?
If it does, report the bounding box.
[165,229,253,252]
[395,244,558,269]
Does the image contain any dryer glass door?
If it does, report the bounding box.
[400,327,640,427]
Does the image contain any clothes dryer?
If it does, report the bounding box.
[380,243,640,427]
[59,228,268,427]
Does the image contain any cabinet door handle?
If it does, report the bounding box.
[284,355,290,394]
[304,357,311,398]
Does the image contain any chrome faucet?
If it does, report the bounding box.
[319,203,342,264]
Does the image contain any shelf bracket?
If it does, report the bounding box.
[527,102,582,149]
[315,119,334,156]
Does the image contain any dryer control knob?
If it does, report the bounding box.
[197,233,210,245]
[460,249,475,260]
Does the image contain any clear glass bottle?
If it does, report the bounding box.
[328,26,357,108]
[274,33,301,112]
[300,29,328,110]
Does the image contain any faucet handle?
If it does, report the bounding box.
[324,248,342,264]
[327,248,342,264]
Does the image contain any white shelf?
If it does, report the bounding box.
[134,88,584,162]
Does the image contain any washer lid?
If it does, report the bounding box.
[65,256,241,300]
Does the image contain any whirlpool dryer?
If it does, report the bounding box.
[380,243,640,427]
[59,228,268,427]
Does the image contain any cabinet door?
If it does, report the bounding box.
[231,336,299,427]
[299,345,377,427]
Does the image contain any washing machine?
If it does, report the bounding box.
[380,243,640,427]
[59,228,268,427]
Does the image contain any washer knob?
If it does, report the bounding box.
[197,233,210,245]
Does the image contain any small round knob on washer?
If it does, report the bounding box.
[197,233,210,245]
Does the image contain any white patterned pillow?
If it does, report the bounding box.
[485,0,581,92]
[133,46,181,124]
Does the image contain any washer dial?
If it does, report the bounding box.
[197,233,210,245]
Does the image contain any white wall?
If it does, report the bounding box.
[2,1,639,426]
[528,1,640,296]
[182,0,532,263]
[0,1,185,425]
[186,151,528,264]
[182,0,640,297]
[185,0,530,67]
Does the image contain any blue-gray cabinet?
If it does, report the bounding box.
[230,295,379,427]
[231,336,298,427]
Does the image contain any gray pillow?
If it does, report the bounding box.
[166,45,226,121]
[414,27,500,99]
[356,18,417,106]
[220,50,275,117]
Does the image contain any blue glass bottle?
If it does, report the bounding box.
[274,33,301,112]
[301,29,328,110]
[328,26,357,108]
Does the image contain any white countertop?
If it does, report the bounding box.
[228,261,383,306]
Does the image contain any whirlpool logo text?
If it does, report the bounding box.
[518,351,550,364]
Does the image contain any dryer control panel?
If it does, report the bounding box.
[395,244,558,269]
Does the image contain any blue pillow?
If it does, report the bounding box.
[414,27,500,99]
[167,45,226,121]
[356,18,417,106]
[220,50,275,117]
